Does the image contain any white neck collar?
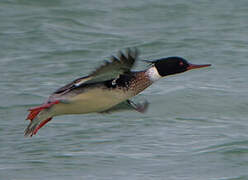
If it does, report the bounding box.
[145,66,162,82]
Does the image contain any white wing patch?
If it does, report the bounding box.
[74,77,92,87]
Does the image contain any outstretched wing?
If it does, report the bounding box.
[100,99,149,114]
[53,76,91,94]
[75,48,138,85]
[53,48,138,94]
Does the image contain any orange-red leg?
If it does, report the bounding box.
[31,117,53,136]
[26,100,60,121]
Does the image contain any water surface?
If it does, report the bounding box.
[0,0,248,179]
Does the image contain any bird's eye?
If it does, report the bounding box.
[179,61,184,66]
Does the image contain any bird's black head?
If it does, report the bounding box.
[150,57,211,77]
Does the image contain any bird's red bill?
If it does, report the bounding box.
[187,63,211,70]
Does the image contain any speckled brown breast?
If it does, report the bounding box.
[126,71,153,97]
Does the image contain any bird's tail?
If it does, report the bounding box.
[25,100,59,137]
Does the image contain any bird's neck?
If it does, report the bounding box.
[145,66,162,82]
[127,66,162,97]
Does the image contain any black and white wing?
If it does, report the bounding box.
[53,48,138,94]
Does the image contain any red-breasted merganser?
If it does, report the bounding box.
[25,48,211,137]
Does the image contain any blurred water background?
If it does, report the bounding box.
[0,0,248,179]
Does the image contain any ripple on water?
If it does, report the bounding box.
[1,0,248,179]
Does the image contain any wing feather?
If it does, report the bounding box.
[83,48,138,84]
[53,48,138,94]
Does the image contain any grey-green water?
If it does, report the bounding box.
[1,0,248,179]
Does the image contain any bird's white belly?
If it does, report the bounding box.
[51,88,130,115]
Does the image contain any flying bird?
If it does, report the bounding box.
[25,48,211,137]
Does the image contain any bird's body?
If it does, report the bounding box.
[25,48,210,137]
[49,70,153,115]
